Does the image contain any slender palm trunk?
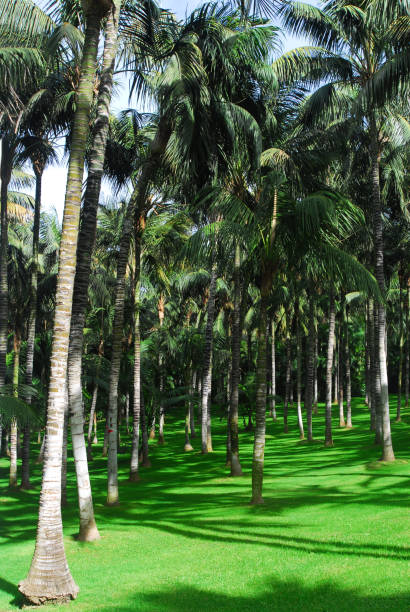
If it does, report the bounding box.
[107,196,135,505]
[130,227,142,481]
[295,306,304,440]
[337,318,345,427]
[251,282,269,504]
[229,244,243,475]
[396,282,404,421]
[21,165,43,489]
[405,285,409,408]
[324,292,336,447]
[372,303,383,443]
[0,136,12,392]
[201,266,217,453]
[283,330,291,434]
[305,295,315,441]
[313,330,318,413]
[189,370,197,437]
[270,319,276,420]
[345,306,352,428]
[9,333,21,487]
[140,390,151,467]
[365,302,371,408]
[87,385,98,461]
[370,121,394,461]
[68,1,120,536]
[19,6,107,601]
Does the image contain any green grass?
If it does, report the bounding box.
[1,398,409,611]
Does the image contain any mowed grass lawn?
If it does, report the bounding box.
[0,398,409,611]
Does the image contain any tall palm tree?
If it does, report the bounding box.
[19,0,112,603]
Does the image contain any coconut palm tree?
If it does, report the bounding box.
[19,0,112,603]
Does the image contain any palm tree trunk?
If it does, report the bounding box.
[0,135,12,392]
[305,294,315,441]
[9,332,21,487]
[368,299,376,431]
[337,317,345,427]
[313,330,318,413]
[369,121,394,461]
[324,291,336,447]
[189,370,196,437]
[19,5,108,601]
[229,244,243,475]
[140,390,151,467]
[396,282,404,421]
[270,319,276,420]
[283,331,291,434]
[107,195,135,505]
[405,284,409,408]
[21,165,43,489]
[61,394,68,508]
[201,265,217,453]
[295,305,304,440]
[68,0,120,536]
[365,302,371,408]
[372,303,383,443]
[251,280,269,504]
[130,226,142,481]
[87,384,98,461]
[345,306,352,428]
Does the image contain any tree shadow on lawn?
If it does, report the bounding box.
[98,578,410,612]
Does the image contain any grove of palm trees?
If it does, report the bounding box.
[0,0,409,609]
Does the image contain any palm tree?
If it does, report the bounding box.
[278,0,409,461]
[19,0,112,603]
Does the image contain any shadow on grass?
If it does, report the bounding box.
[98,579,410,612]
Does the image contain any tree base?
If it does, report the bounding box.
[230,459,243,477]
[141,458,151,468]
[19,579,79,606]
[149,430,155,440]
[184,444,194,452]
[78,520,100,542]
[129,471,140,482]
[250,495,264,505]
[324,440,334,447]
[158,435,165,445]
[339,421,345,428]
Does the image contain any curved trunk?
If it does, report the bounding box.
[324,291,336,447]
[19,6,107,602]
[305,295,315,442]
[229,244,243,476]
[370,121,394,461]
[345,307,352,428]
[130,228,142,481]
[251,283,269,504]
[201,265,217,453]
[295,306,304,440]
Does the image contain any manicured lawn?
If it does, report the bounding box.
[1,398,409,611]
